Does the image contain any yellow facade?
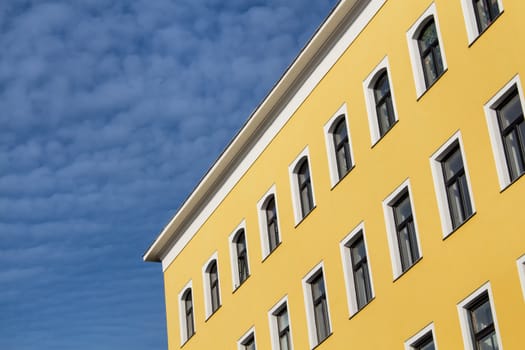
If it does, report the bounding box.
[145,0,525,349]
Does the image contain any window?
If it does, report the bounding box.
[257,186,282,259]
[363,57,399,145]
[238,328,256,350]
[202,254,221,318]
[297,160,313,217]
[383,180,422,278]
[430,132,476,237]
[405,324,438,350]
[460,0,503,43]
[407,4,447,97]
[517,255,525,301]
[302,264,331,348]
[269,298,293,350]
[441,143,473,228]
[417,19,444,88]
[458,284,502,350]
[289,148,316,224]
[484,76,525,189]
[324,105,354,186]
[340,222,374,316]
[229,222,251,289]
[178,282,195,345]
[235,230,249,284]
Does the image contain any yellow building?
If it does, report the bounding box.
[144,0,525,349]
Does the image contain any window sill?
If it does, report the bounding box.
[204,305,222,322]
[294,206,317,228]
[329,165,355,190]
[348,297,375,320]
[392,256,423,282]
[442,212,476,241]
[311,332,333,350]
[416,68,448,101]
[499,170,525,193]
[468,11,503,47]
[370,120,399,149]
[261,242,282,263]
[232,275,251,294]
[180,333,195,348]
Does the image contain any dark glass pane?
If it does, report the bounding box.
[243,336,256,350]
[377,101,391,133]
[394,194,412,223]
[418,21,437,52]
[459,175,473,219]
[314,302,329,341]
[297,161,310,185]
[489,0,500,18]
[443,148,464,180]
[311,276,325,300]
[354,267,368,308]
[333,119,347,145]
[300,186,312,215]
[398,226,413,269]
[373,72,390,101]
[350,238,366,263]
[422,53,438,83]
[471,299,493,333]
[447,180,463,226]
[433,45,444,77]
[498,93,522,129]
[279,335,290,350]
[277,309,289,330]
[478,333,498,350]
[475,0,491,31]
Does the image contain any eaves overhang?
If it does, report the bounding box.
[143,0,364,263]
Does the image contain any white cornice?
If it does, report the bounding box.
[143,0,386,269]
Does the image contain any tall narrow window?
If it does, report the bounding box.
[374,70,396,137]
[235,230,250,284]
[441,143,473,229]
[310,273,330,344]
[405,324,438,350]
[496,88,525,181]
[242,335,256,350]
[208,261,220,313]
[182,289,195,340]
[458,283,502,350]
[265,196,280,253]
[347,233,373,310]
[332,118,352,179]
[412,333,436,350]
[239,330,257,350]
[275,306,291,350]
[417,19,444,88]
[467,293,498,350]
[392,191,420,271]
[297,159,314,218]
[473,0,500,33]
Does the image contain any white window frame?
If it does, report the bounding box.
[518,254,525,301]
[301,262,332,349]
[430,131,476,237]
[405,323,439,350]
[202,252,220,319]
[268,296,294,350]
[339,221,375,316]
[323,103,355,187]
[406,3,448,98]
[177,280,195,345]
[288,147,316,225]
[457,282,503,350]
[382,179,423,279]
[483,74,525,190]
[363,56,400,145]
[228,220,251,290]
[257,185,282,259]
[237,327,256,350]
[460,0,504,44]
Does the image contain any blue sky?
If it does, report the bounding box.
[0,0,337,349]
